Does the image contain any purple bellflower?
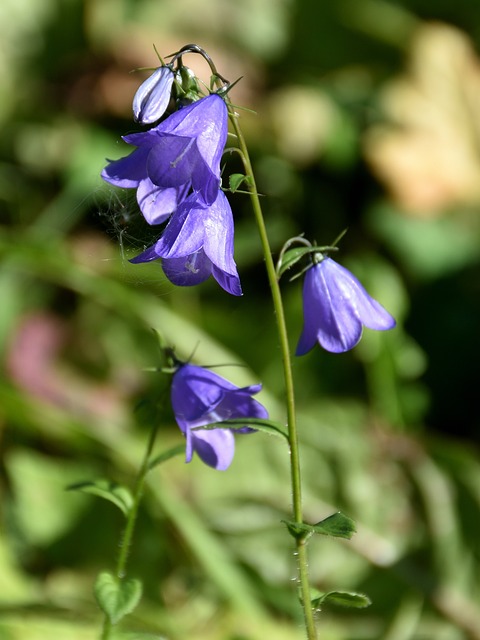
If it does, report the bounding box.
[132,65,175,124]
[102,94,228,223]
[130,190,242,296]
[171,363,269,470]
[296,257,396,355]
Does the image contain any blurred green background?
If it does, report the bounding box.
[1,0,480,638]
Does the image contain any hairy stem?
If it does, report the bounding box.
[100,421,160,640]
[227,106,318,640]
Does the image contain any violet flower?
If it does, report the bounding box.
[171,363,269,470]
[102,94,228,222]
[130,190,242,296]
[133,65,174,124]
[296,257,396,355]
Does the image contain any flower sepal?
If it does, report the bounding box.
[193,417,289,442]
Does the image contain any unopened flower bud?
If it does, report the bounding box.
[133,65,174,124]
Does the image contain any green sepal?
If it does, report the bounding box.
[277,247,316,278]
[312,590,371,610]
[94,571,143,624]
[67,479,133,517]
[283,512,356,541]
[228,173,253,193]
[147,443,186,471]
[193,418,289,442]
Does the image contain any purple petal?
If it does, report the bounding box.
[296,258,395,355]
[186,428,235,470]
[101,146,150,188]
[171,364,237,430]
[160,95,228,170]
[137,179,177,225]
[203,191,238,276]
[211,266,242,296]
[133,66,174,124]
[162,251,212,286]
[147,136,202,187]
[154,195,207,258]
[129,245,160,263]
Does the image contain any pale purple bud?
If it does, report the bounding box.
[133,66,174,124]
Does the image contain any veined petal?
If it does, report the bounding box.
[147,135,202,187]
[159,95,228,171]
[203,191,237,275]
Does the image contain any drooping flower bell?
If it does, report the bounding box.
[296,257,396,354]
[102,93,228,223]
[171,363,269,470]
[132,65,175,124]
[130,190,242,296]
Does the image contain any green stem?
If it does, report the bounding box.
[100,421,160,640]
[228,107,318,640]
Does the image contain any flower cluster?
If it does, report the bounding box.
[102,49,396,470]
[102,63,241,295]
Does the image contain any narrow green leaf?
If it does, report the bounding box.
[94,571,143,624]
[67,479,133,517]
[311,512,356,539]
[194,418,288,442]
[277,247,313,278]
[312,590,371,610]
[148,443,186,471]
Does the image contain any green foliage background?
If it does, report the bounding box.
[1,0,480,638]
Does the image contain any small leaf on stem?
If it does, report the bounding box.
[282,512,356,541]
[94,571,143,624]
[312,590,371,610]
[67,479,133,517]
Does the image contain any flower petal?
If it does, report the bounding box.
[162,251,212,286]
[101,146,150,188]
[187,428,235,470]
[136,179,177,225]
[154,195,207,258]
[147,135,202,187]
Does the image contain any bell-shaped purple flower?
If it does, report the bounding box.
[133,65,175,124]
[171,363,269,470]
[296,257,396,355]
[102,94,228,221]
[130,190,242,296]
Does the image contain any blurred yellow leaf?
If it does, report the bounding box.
[364,23,480,216]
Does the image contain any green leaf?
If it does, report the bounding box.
[311,512,356,539]
[194,418,289,442]
[94,571,142,624]
[148,443,186,471]
[283,512,356,540]
[67,479,133,517]
[312,590,371,610]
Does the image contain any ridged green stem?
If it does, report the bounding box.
[228,106,317,640]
